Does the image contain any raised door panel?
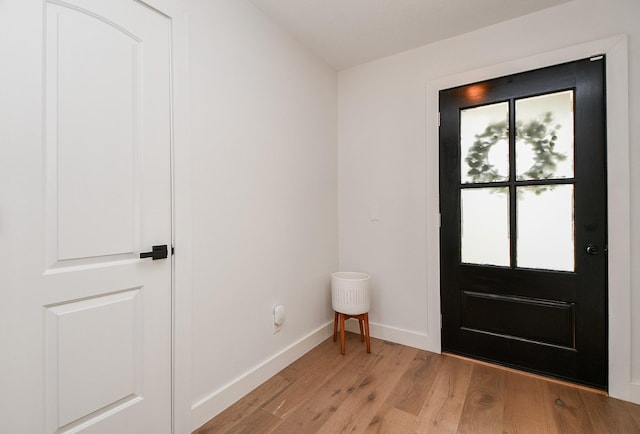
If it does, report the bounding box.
[45,290,143,430]
[46,3,142,266]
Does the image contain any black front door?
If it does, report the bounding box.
[439,57,608,389]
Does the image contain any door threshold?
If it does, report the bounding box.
[442,352,608,396]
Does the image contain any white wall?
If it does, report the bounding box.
[186,0,338,428]
[338,0,639,402]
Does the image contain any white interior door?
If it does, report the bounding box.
[1,1,172,432]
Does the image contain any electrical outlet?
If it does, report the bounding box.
[273,304,284,334]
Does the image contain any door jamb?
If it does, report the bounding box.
[425,35,633,402]
[139,1,192,432]
[168,13,192,434]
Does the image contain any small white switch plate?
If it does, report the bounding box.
[370,205,380,221]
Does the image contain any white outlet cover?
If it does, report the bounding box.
[274,305,285,325]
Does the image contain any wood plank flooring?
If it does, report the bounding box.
[194,333,640,433]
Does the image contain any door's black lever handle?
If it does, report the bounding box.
[140,245,168,260]
[586,244,599,255]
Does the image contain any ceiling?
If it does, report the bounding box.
[248,0,571,70]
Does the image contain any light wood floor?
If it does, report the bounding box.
[194,333,640,433]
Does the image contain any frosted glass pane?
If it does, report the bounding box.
[461,188,510,266]
[517,185,574,271]
[516,91,574,180]
[461,102,509,184]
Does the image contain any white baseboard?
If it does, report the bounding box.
[631,382,640,405]
[190,321,334,431]
[343,319,437,353]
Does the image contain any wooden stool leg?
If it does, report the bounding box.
[333,311,338,342]
[340,313,346,355]
[358,319,364,342]
[364,313,371,353]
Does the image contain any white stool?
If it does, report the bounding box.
[331,272,371,354]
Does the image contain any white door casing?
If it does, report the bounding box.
[1,0,173,432]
